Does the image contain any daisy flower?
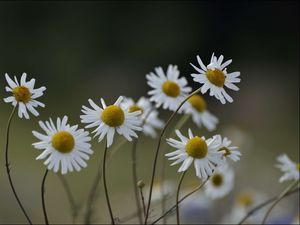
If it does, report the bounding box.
[276,154,299,183]
[121,96,164,138]
[146,65,192,111]
[183,94,218,131]
[32,116,93,174]
[80,96,142,148]
[204,163,234,199]
[190,53,241,104]
[4,73,46,119]
[216,135,241,162]
[165,129,224,179]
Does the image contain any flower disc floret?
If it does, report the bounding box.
[13,86,31,103]
[211,173,223,187]
[188,95,207,112]
[185,136,208,159]
[129,105,143,113]
[52,131,75,154]
[206,69,225,87]
[162,80,180,97]
[101,105,125,127]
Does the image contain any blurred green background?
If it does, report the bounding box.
[0,1,299,224]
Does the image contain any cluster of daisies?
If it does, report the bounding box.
[3,52,298,223]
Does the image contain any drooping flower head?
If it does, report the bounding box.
[80,96,142,147]
[216,135,241,162]
[190,54,241,104]
[276,154,299,183]
[204,163,234,199]
[165,129,224,179]
[32,116,93,174]
[146,65,192,111]
[121,96,164,138]
[4,73,46,119]
[183,94,218,131]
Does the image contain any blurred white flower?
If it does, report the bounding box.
[146,65,191,111]
[204,163,234,199]
[80,96,142,147]
[32,116,93,174]
[166,129,224,179]
[4,73,46,119]
[276,154,299,183]
[216,135,241,162]
[121,96,164,138]
[183,94,218,131]
[190,53,240,104]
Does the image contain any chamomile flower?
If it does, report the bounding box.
[183,94,218,131]
[190,54,241,104]
[204,163,234,199]
[146,65,192,111]
[4,73,46,119]
[121,96,164,138]
[216,135,241,162]
[276,154,299,183]
[165,129,224,179]
[32,116,93,174]
[80,96,142,148]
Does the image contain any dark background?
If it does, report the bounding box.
[0,1,299,224]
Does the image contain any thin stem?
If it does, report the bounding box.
[176,171,187,225]
[41,169,49,225]
[261,179,299,224]
[57,174,79,224]
[84,139,126,224]
[152,176,210,224]
[84,150,104,224]
[139,186,146,218]
[160,114,191,224]
[132,139,143,224]
[238,186,299,225]
[103,143,115,225]
[144,88,201,224]
[4,106,33,225]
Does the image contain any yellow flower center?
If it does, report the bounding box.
[296,163,300,171]
[237,193,253,207]
[218,147,231,157]
[211,173,223,187]
[129,105,143,113]
[162,80,180,97]
[185,136,208,159]
[101,105,125,127]
[13,86,31,103]
[206,69,225,87]
[52,131,75,154]
[188,95,207,113]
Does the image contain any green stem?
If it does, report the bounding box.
[176,171,187,225]
[160,114,191,224]
[132,139,143,224]
[261,179,299,224]
[238,187,299,224]
[4,106,33,224]
[57,174,79,224]
[103,143,115,225]
[144,88,201,224]
[41,169,49,225]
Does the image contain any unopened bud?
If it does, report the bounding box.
[137,180,145,188]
